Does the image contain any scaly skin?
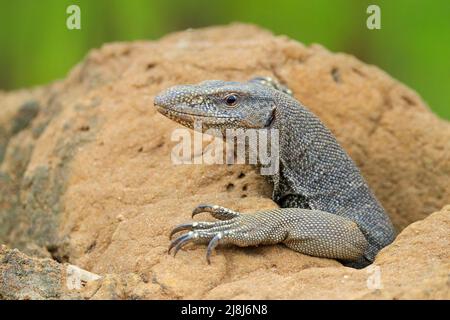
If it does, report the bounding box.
[154,77,395,268]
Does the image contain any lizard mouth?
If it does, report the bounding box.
[155,105,235,120]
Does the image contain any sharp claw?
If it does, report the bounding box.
[206,232,223,264]
[192,204,210,218]
[169,223,195,239]
[173,233,196,257]
[168,232,192,254]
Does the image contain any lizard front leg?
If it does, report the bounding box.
[169,205,368,264]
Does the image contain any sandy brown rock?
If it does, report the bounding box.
[205,205,450,299]
[0,24,449,299]
[0,244,155,300]
[0,244,80,299]
[1,206,448,299]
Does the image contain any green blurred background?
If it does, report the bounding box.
[0,0,449,119]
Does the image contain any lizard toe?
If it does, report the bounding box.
[192,204,240,220]
[169,219,237,239]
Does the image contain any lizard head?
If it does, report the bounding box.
[154,79,279,132]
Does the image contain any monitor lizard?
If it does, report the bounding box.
[154,77,395,268]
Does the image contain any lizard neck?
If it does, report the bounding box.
[270,93,358,208]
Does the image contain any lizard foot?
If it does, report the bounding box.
[168,204,276,264]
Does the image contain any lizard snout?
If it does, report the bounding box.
[153,93,167,107]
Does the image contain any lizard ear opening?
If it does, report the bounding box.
[265,106,276,128]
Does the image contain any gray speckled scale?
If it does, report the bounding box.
[155,77,395,268]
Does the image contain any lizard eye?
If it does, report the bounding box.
[224,94,238,107]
